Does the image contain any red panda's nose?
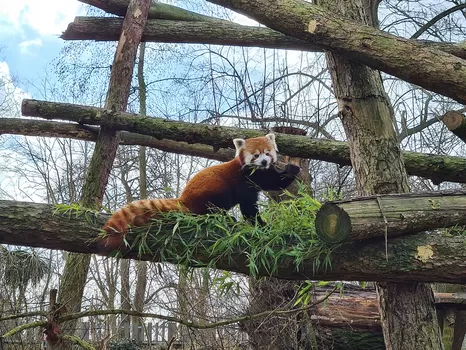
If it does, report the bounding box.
[261,159,267,166]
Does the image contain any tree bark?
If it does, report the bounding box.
[315,189,466,243]
[132,41,148,342]
[20,99,466,184]
[443,111,466,145]
[61,16,466,60]
[79,0,220,22]
[54,0,151,347]
[119,259,131,338]
[2,200,466,284]
[62,17,322,53]
[206,0,466,104]
[316,0,443,348]
[0,118,235,162]
[312,288,466,330]
[244,126,313,350]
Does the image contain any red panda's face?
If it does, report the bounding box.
[233,133,278,169]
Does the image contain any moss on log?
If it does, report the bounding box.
[1,200,466,283]
[79,0,220,22]
[20,99,466,184]
[61,16,466,60]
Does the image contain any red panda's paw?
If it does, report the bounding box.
[284,163,301,176]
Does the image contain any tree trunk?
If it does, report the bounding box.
[119,259,131,338]
[131,42,148,342]
[318,0,443,348]
[244,126,315,349]
[53,0,151,347]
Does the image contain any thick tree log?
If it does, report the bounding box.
[207,0,466,104]
[62,17,322,53]
[315,190,466,243]
[443,111,466,145]
[312,288,466,330]
[2,200,466,283]
[61,17,466,60]
[20,99,466,184]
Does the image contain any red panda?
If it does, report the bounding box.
[101,133,300,250]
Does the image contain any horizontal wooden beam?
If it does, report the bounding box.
[20,99,466,184]
[62,17,321,53]
[0,118,232,162]
[2,200,466,283]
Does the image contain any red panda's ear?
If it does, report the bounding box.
[233,138,245,156]
[265,133,279,152]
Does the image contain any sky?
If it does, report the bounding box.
[0,0,85,93]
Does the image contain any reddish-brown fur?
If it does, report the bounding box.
[101,134,284,251]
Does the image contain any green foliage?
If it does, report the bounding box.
[109,339,143,350]
[212,271,240,297]
[125,187,337,278]
[443,225,466,237]
[54,203,103,227]
[0,246,50,289]
[321,185,344,202]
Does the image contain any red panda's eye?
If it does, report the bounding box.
[265,152,270,156]
[254,154,260,158]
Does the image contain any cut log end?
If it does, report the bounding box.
[443,111,465,131]
[315,202,351,244]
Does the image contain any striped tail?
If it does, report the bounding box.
[100,198,187,251]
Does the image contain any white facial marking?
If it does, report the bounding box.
[250,150,274,169]
[233,138,245,157]
[265,133,279,152]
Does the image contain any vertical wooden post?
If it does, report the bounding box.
[55,0,151,347]
[168,322,177,342]
[147,322,152,346]
[452,310,466,350]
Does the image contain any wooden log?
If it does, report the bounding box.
[0,118,234,162]
[443,111,466,145]
[20,99,466,184]
[312,288,466,330]
[315,190,466,243]
[67,8,466,60]
[2,200,466,283]
[62,17,322,52]
[79,0,220,22]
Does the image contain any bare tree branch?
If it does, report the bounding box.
[206,0,466,104]
[411,3,466,39]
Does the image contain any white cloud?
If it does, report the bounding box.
[18,38,43,55]
[0,61,30,118]
[0,0,83,37]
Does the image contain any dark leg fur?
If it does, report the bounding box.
[240,200,266,226]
